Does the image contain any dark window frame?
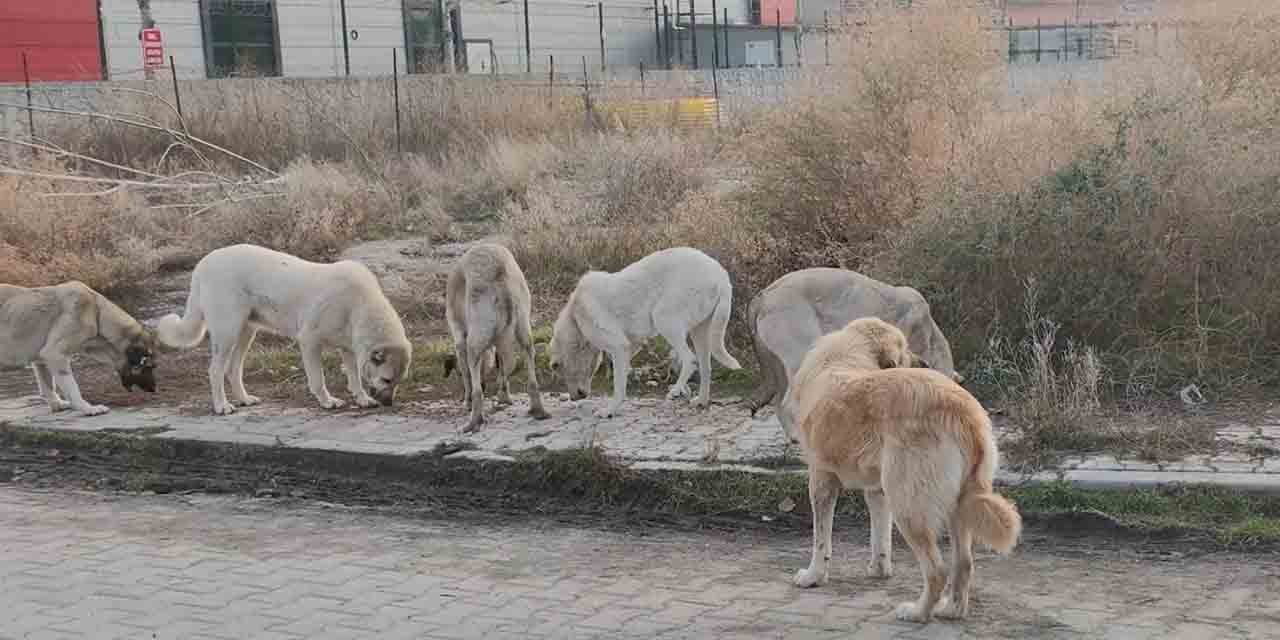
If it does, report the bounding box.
[198,0,283,78]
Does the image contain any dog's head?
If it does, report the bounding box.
[549,306,601,401]
[363,343,412,406]
[846,317,920,371]
[119,331,159,393]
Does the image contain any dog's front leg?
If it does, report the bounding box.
[42,356,108,417]
[300,340,345,410]
[31,363,71,412]
[795,470,841,588]
[341,349,378,408]
[595,347,631,419]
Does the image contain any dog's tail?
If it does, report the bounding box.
[956,424,1022,554]
[156,281,207,349]
[709,284,742,370]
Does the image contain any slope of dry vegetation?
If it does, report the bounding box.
[3,0,1278,452]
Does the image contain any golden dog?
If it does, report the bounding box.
[782,318,1021,623]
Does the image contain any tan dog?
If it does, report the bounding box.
[0,281,158,416]
[783,318,1021,623]
[443,243,550,433]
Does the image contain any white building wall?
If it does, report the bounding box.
[458,0,660,74]
[278,0,406,77]
[100,0,205,79]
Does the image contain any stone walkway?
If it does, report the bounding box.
[2,485,1277,640]
[2,387,1278,492]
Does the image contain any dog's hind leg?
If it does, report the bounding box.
[657,320,697,403]
[517,322,550,421]
[31,363,70,412]
[689,318,715,408]
[462,339,490,433]
[892,519,947,623]
[934,512,975,619]
[794,470,841,588]
[494,329,516,407]
[299,337,344,410]
[596,346,632,419]
[226,327,261,407]
[864,488,894,578]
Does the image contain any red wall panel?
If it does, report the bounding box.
[759,0,796,25]
[1,0,103,82]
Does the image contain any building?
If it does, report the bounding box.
[2,0,814,83]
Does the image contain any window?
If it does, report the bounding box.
[403,0,446,73]
[200,0,281,77]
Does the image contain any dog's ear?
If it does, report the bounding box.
[876,349,900,370]
[371,349,386,365]
[911,353,932,369]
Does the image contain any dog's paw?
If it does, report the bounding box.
[461,416,485,434]
[665,384,690,400]
[353,395,380,409]
[529,406,551,420]
[867,557,893,578]
[495,395,513,407]
[49,399,72,413]
[593,407,617,419]
[894,602,931,623]
[691,396,711,410]
[212,403,237,416]
[234,395,262,407]
[793,568,826,588]
[934,597,967,620]
[318,397,346,410]
[78,404,110,417]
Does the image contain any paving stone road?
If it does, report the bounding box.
[2,486,1278,640]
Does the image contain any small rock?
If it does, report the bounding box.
[778,497,796,513]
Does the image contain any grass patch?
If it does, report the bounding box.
[5,426,1278,548]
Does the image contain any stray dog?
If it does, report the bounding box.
[783,318,1021,623]
[157,244,412,415]
[444,243,550,433]
[0,281,158,416]
[746,267,962,418]
[549,247,741,418]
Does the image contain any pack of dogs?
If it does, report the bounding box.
[1,241,1021,624]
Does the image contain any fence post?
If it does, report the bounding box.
[690,0,698,69]
[653,0,662,66]
[169,55,184,125]
[1035,19,1041,63]
[598,2,606,72]
[663,4,672,69]
[524,0,532,73]
[339,0,351,75]
[824,10,830,66]
[711,0,720,69]
[392,49,402,156]
[1062,20,1068,61]
[775,8,782,68]
[1088,20,1094,59]
[549,54,555,107]
[723,8,729,67]
[21,51,34,140]
[711,52,720,127]
[640,60,646,96]
[1007,20,1015,62]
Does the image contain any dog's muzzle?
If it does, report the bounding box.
[120,366,157,393]
[370,387,396,407]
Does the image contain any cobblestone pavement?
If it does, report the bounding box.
[3,390,1279,492]
[2,486,1278,640]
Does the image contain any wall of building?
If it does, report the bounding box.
[459,0,661,74]
[280,0,406,77]
[100,0,205,79]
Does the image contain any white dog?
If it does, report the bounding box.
[443,243,550,433]
[748,267,962,420]
[549,247,741,418]
[157,244,412,415]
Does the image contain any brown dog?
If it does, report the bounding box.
[781,317,1021,623]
